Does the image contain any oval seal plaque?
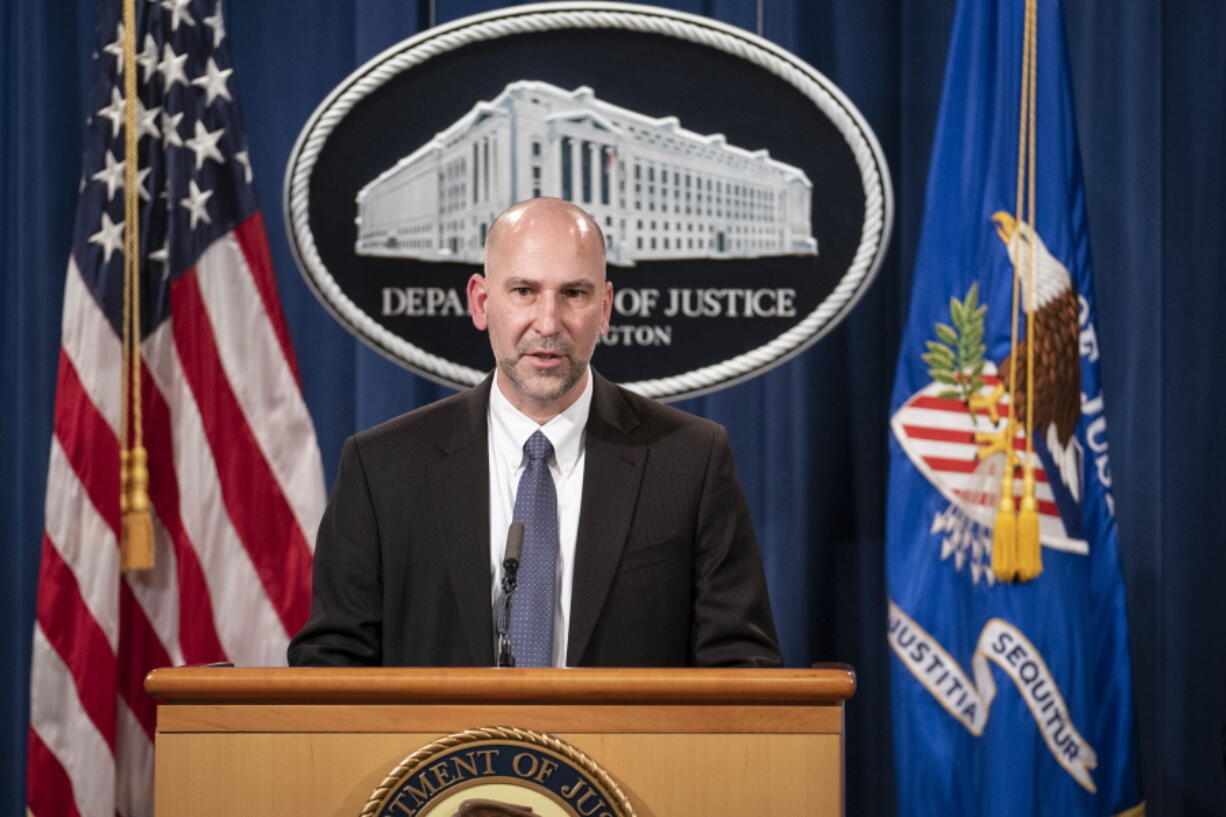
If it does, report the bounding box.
[286,2,892,400]
[361,727,636,817]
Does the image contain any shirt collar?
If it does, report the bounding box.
[489,368,593,476]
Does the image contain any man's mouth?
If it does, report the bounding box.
[524,350,567,369]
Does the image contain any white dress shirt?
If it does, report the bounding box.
[487,370,593,666]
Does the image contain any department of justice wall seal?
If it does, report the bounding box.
[286,2,892,400]
[360,727,637,817]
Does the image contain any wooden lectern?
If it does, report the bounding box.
[146,666,855,816]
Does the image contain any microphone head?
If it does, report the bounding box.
[504,521,525,565]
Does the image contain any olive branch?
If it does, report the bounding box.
[923,282,988,424]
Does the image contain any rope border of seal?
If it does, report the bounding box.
[285,1,893,400]
[358,725,637,817]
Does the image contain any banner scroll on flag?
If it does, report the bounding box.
[26,2,325,816]
[886,0,1143,815]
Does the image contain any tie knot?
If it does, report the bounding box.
[524,430,554,463]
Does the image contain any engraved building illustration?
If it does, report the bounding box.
[354,80,818,267]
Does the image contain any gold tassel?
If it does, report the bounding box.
[120,446,155,571]
[991,476,1018,582]
[1015,469,1043,581]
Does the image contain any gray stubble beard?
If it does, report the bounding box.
[496,348,588,407]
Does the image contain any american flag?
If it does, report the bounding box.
[26,2,325,816]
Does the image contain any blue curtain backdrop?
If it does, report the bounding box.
[2,2,1222,815]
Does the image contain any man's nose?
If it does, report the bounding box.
[532,292,561,335]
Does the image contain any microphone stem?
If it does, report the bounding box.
[497,563,518,667]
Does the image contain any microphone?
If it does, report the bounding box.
[497,521,525,667]
[503,521,524,576]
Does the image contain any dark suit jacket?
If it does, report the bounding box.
[288,372,781,667]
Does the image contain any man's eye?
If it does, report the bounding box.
[564,289,587,299]
[511,287,532,296]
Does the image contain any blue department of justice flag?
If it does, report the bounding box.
[885,0,1143,815]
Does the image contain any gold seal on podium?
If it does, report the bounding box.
[361,726,637,817]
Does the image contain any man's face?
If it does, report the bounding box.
[468,207,612,420]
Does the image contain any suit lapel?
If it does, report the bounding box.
[568,374,646,665]
[427,378,494,665]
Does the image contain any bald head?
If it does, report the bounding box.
[484,197,606,278]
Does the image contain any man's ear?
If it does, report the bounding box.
[468,273,489,330]
[600,280,613,335]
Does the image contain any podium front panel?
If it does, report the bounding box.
[148,667,853,817]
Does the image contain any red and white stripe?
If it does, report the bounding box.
[891,371,1088,554]
[27,213,324,817]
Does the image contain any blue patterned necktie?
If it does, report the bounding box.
[508,430,558,667]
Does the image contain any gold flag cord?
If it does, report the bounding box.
[120,0,154,571]
[992,0,1041,582]
[1016,0,1043,581]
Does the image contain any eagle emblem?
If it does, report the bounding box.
[989,212,1083,504]
[890,212,1088,584]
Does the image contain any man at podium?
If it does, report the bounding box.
[289,198,781,669]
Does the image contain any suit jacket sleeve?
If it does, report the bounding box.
[690,426,783,667]
[288,435,383,666]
